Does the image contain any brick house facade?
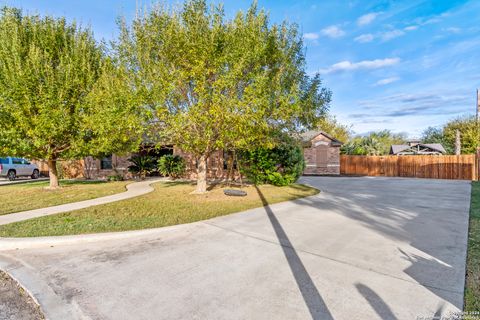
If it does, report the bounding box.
[301,131,343,175]
[35,131,342,179]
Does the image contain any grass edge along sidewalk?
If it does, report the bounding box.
[0,182,318,237]
[465,181,480,311]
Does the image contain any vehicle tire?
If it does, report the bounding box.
[7,170,16,181]
[31,169,39,179]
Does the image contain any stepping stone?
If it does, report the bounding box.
[223,189,247,197]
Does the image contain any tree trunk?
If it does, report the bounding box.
[193,155,207,194]
[47,159,60,188]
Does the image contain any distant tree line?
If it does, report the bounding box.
[421,116,480,154]
[341,130,407,156]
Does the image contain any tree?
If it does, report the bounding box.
[116,0,330,193]
[0,7,144,188]
[421,127,445,144]
[341,130,406,155]
[443,116,480,154]
[317,115,351,143]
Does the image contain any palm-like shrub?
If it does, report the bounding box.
[158,155,186,179]
[127,155,156,179]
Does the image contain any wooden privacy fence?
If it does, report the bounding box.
[340,155,478,180]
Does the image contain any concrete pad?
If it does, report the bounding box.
[0,177,471,319]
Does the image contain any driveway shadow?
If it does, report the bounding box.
[254,185,333,320]
[295,176,468,310]
[355,283,398,320]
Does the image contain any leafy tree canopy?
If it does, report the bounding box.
[442,116,479,154]
[116,0,331,192]
[316,115,351,144]
[0,7,145,187]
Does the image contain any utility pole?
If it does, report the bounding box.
[477,89,480,121]
[455,129,461,155]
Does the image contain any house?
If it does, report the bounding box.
[301,130,343,175]
[390,142,446,155]
[36,130,344,179]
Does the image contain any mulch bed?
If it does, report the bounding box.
[0,270,44,320]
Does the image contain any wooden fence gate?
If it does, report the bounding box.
[340,155,478,180]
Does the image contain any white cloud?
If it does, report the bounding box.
[374,77,400,86]
[354,34,374,43]
[445,27,461,33]
[357,13,378,26]
[303,32,319,40]
[321,58,401,74]
[381,29,405,41]
[321,25,346,38]
[404,25,418,31]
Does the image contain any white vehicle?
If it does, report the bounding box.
[0,157,40,181]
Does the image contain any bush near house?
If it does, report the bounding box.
[158,155,186,179]
[239,139,305,186]
[127,155,157,179]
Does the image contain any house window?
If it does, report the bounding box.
[100,155,113,170]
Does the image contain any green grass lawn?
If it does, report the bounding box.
[465,181,480,311]
[0,182,319,237]
[0,180,130,215]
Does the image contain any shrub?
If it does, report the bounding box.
[158,155,186,179]
[127,155,156,179]
[239,140,305,186]
[107,174,123,181]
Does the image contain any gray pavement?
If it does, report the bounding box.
[0,178,164,226]
[0,176,471,320]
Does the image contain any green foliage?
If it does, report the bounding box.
[421,117,480,154]
[421,126,452,153]
[107,174,124,181]
[465,182,480,311]
[239,138,305,186]
[443,116,480,154]
[115,0,330,191]
[158,155,186,179]
[317,115,351,144]
[341,130,407,155]
[127,155,156,178]
[0,7,145,185]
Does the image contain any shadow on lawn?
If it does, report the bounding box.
[254,185,333,320]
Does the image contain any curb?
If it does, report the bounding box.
[0,255,90,320]
[0,223,193,251]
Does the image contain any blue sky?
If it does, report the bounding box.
[2,0,479,137]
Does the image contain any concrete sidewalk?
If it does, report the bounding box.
[0,177,48,186]
[0,178,164,226]
[0,177,471,319]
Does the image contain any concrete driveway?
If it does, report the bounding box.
[0,177,471,320]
